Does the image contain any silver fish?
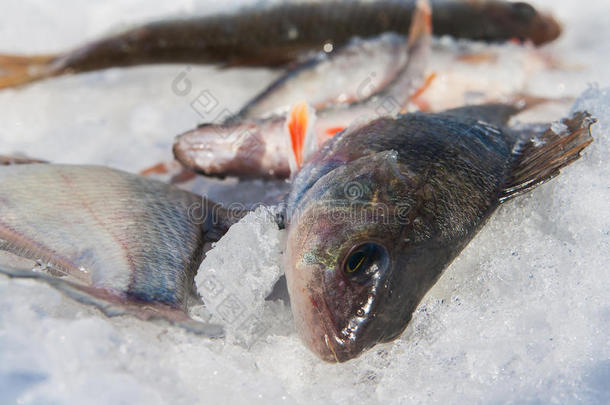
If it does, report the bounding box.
[0,164,242,335]
[236,33,410,120]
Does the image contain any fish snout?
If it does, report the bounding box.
[295,294,365,363]
[290,276,376,362]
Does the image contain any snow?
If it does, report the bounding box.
[0,0,609,404]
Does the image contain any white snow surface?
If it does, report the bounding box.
[0,0,608,404]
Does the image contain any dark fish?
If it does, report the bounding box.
[284,104,594,362]
[0,0,560,89]
[0,164,243,335]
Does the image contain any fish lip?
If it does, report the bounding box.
[308,292,364,363]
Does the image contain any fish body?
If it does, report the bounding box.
[237,33,410,119]
[0,0,560,89]
[0,164,241,334]
[283,105,594,362]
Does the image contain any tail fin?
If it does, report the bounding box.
[501,112,595,202]
[0,54,58,89]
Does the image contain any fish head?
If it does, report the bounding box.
[286,150,424,362]
[486,1,561,45]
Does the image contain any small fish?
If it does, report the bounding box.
[0,0,560,89]
[174,0,432,179]
[236,33,411,120]
[0,164,244,335]
[283,105,594,362]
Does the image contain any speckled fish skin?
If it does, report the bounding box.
[0,164,239,321]
[284,105,594,362]
[0,0,560,89]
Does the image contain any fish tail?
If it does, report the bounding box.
[0,53,59,89]
[501,112,595,201]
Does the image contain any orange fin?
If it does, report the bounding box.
[139,162,172,176]
[324,126,346,137]
[286,101,316,176]
[0,53,58,89]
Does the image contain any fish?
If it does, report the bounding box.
[283,104,594,362]
[0,0,560,89]
[173,0,432,179]
[0,164,245,335]
[236,33,411,120]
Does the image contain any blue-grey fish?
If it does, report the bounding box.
[0,164,242,335]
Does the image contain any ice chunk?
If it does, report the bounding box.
[195,206,284,346]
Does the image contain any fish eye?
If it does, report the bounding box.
[343,242,389,282]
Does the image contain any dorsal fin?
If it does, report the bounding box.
[286,101,317,177]
[442,103,523,127]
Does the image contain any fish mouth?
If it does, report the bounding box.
[301,293,366,363]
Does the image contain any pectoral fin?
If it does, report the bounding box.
[286,101,317,176]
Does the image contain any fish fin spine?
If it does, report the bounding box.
[500,111,595,202]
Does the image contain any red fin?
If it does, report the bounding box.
[287,101,311,169]
[324,126,346,137]
[139,162,171,176]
